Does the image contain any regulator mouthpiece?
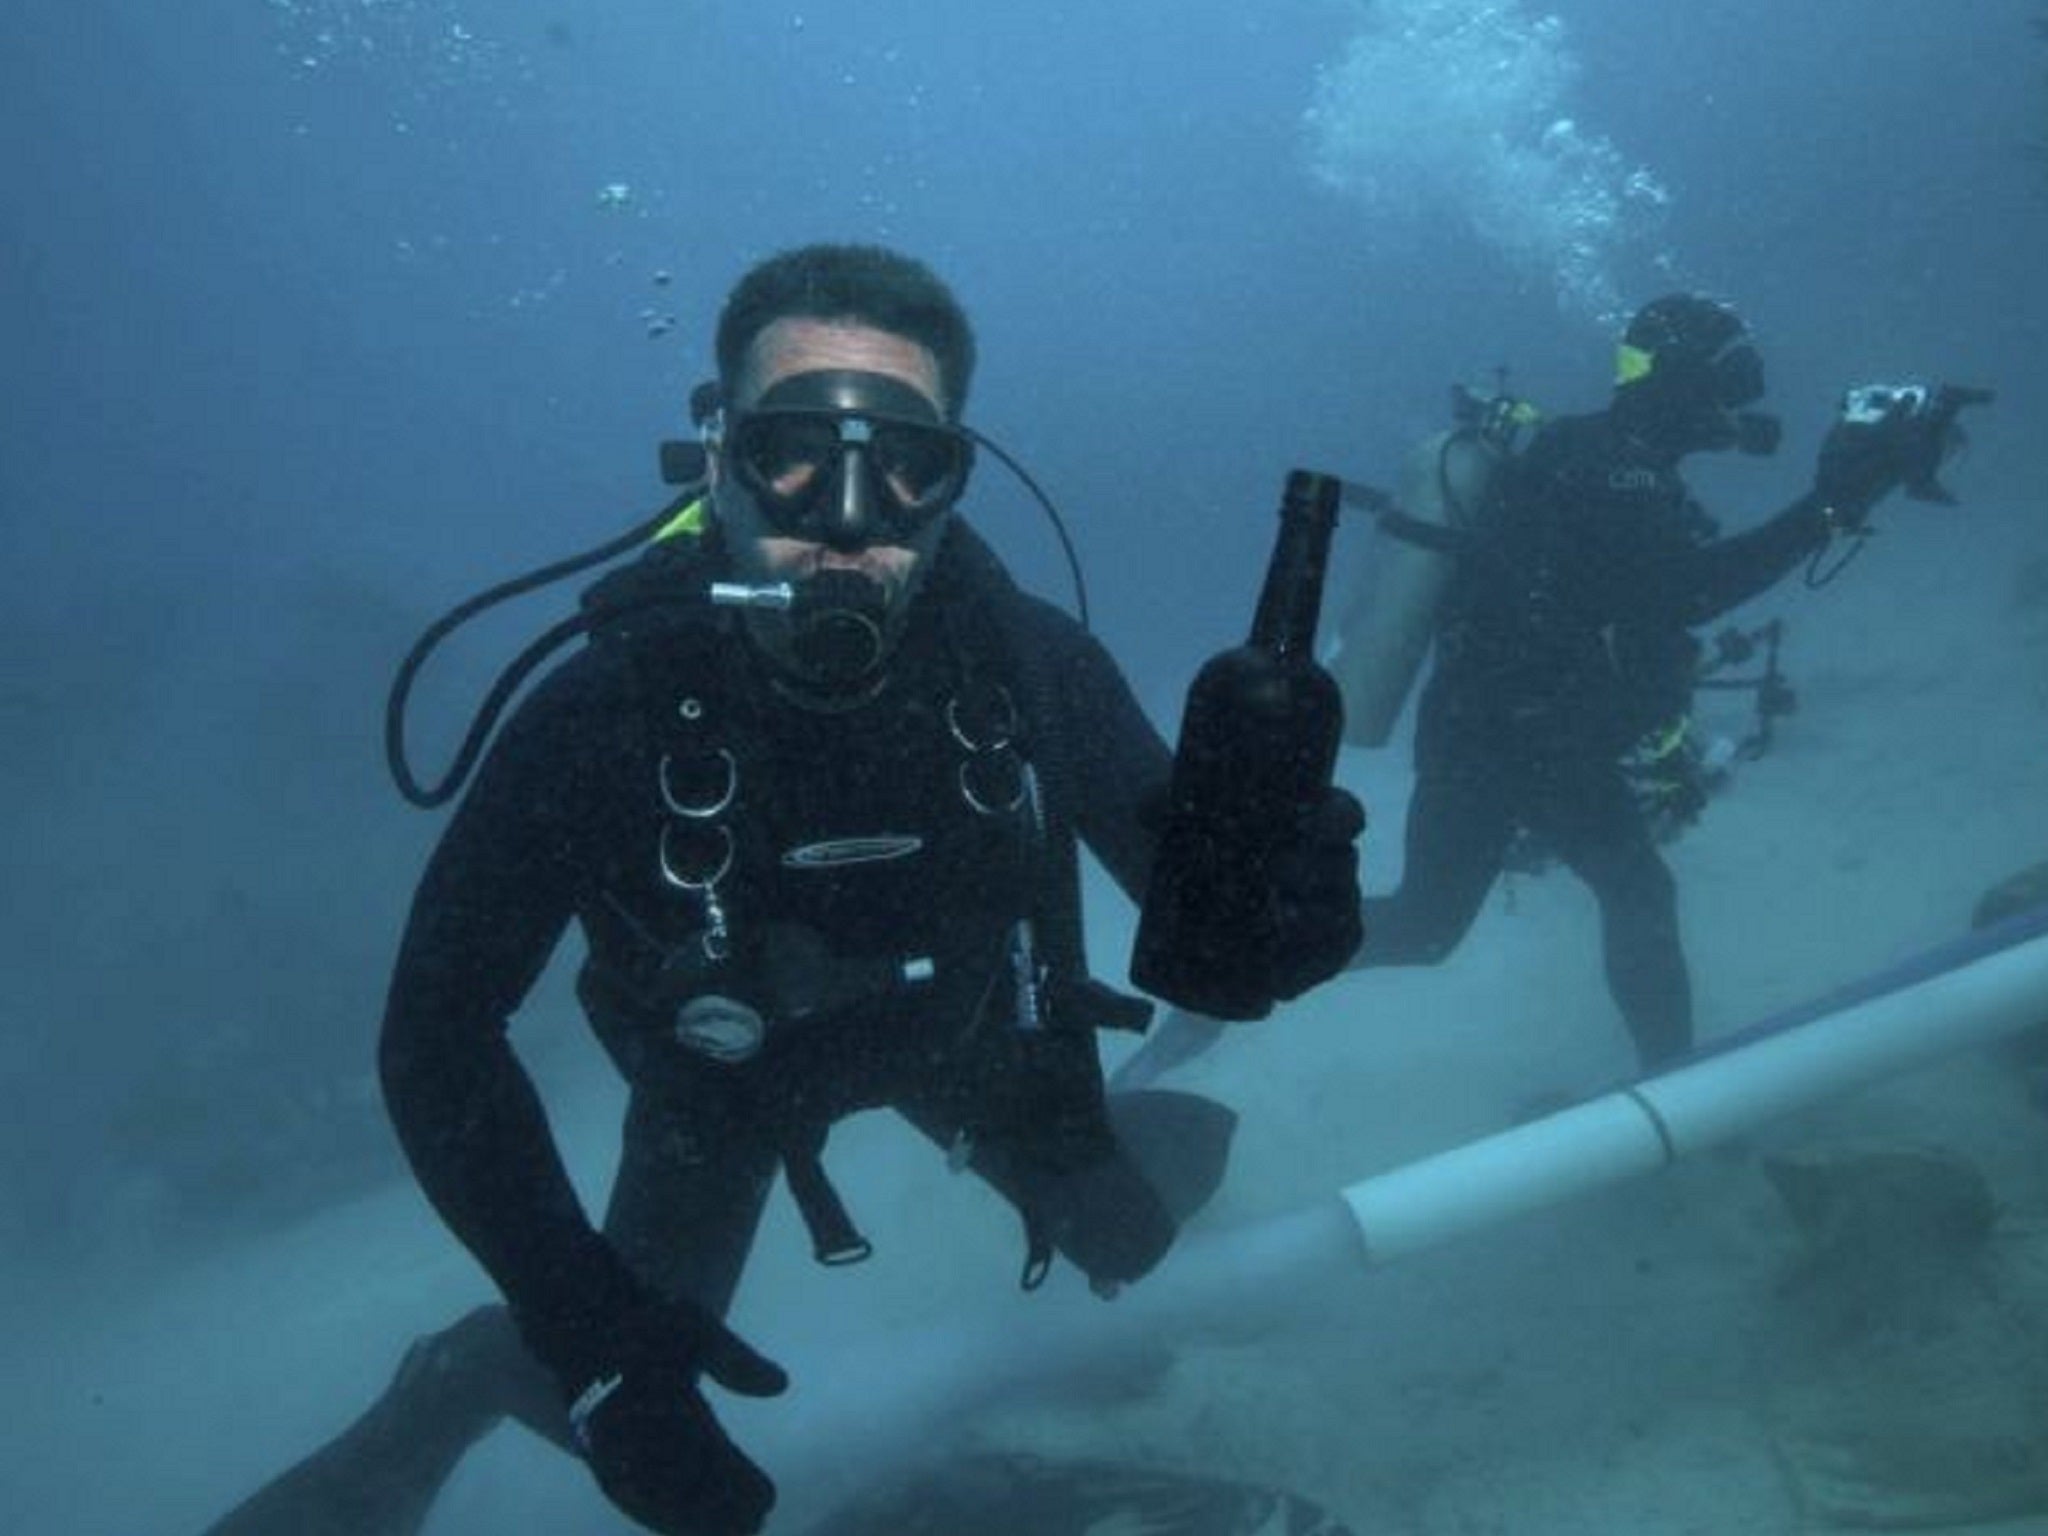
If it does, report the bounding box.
[788,569,889,690]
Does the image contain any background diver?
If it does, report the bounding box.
[1120,293,1987,1089]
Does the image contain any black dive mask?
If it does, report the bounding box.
[1627,361,1779,459]
[726,369,974,549]
[785,567,892,693]
[1708,341,1765,412]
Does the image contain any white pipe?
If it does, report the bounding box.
[763,918,2048,1498]
[1343,922,2048,1265]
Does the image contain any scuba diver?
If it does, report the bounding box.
[197,243,1362,1536]
[1116,293,1987,1091]
[1348,293,1986,1072]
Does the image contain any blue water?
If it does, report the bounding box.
[4,3,2046,1530]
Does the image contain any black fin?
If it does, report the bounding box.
[1106,1087,1238,1225]
[196,1306,545,1536]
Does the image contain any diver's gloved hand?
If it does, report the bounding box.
[1260,787,1366,1001]
[517,1255,787,1536]
[1812,392,1917,529]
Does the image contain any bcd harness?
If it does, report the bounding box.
[574,527,1151,1288]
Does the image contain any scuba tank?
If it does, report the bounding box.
[1323,383,1536,748]
[1130,470,1346,1021]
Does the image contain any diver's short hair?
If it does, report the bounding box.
[715,243,977,418]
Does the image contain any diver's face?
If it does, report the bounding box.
[1618,337,1768,461]
[711,317,953,606]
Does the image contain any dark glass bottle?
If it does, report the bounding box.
[1132,470,1346,1019]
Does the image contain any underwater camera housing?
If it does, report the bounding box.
[1840,382,1994,504]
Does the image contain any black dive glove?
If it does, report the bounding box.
[1261,787,1367,1002]
[1813,407,1909,531]
[517,1257,787,1536]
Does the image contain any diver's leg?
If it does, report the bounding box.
[600,1083,779,1320]
[1355,759,1515,969]
[1540,763,1693,1071]
[480,1083,779,1453]
[410,1083,779,1466]
[1105,1008,1225,1092]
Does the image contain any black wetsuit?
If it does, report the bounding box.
[381,521,1178,1332]
[199,524,1206,1536]
[1359,410,1832,1069]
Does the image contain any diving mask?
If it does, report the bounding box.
[725,369,974,548]
[1615,335,1765,411]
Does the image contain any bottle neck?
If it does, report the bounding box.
[1249,470,1342,661]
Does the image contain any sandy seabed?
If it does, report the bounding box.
[6,503,2047,1536]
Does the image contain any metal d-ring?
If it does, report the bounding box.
[659,819,735,892]
[960,753,1030,817]
[660,747,738,819]
[949,684,1025,815]
[946,688,1018,755]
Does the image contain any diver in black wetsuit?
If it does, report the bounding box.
[1354,293,1935,1071]
[199,243,1362,1536]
